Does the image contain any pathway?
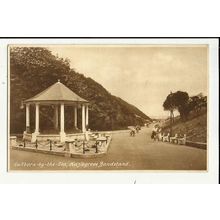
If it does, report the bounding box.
[10,127,207,170]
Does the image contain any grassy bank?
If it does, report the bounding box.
[162,110,207,143]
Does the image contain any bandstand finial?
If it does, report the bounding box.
[58,79,60,83]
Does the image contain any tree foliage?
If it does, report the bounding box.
[163,91,207,121]
[163,91,189,120]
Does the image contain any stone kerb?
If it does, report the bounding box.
[186,140,207,149]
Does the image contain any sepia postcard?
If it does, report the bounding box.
[7,42,214,174]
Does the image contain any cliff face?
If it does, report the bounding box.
[10,47,151,133]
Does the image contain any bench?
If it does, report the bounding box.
[177,134,186,145]
[96,137,107,145]
[162,133,170,142]
[10,136,17,147]
[169,134,178,144]
[64,140,75,151]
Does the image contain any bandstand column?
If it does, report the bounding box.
[82,104,85,133]
[60,103,65,133]
[60,103,66,142]
[86,105,89,129]
[35,104,40,134]
[74,106,77,128]
[55,105,59,130]
[26,104,30,132]
[31,103,40,142]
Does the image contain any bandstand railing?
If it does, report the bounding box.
[19,138,108,154]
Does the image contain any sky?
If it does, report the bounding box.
[49,45,208,118]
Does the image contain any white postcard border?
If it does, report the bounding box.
[0,38,218,183]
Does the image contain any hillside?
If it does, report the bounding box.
[162,111,207,143]
[10,47,151,133]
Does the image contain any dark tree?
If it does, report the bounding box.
[163,91,189,121]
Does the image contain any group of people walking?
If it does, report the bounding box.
[129,124,163,141]
[130,125,141,137]
[151,124,162,141]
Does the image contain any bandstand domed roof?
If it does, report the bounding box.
[24,80,88,104]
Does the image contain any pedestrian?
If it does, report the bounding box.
[130,127,136,137]
[155,126,162,141]
[135,125,140,133]
[157,127,162,141]
[151,125,158,140]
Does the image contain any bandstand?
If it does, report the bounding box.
[23,80,89,143]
